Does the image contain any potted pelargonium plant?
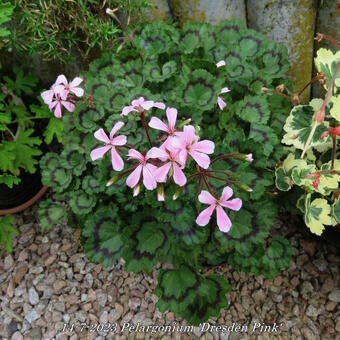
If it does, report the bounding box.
[38,20,293,324]
[274,33,340,240]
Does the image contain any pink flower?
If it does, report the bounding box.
[148,146,186,186]
[172,125,214,169]
[246,153,253,162]
[90,122,127,171]
[216,60,226,68]
[126,149,158,190]
[54,75,84,98]
[196,187,242,233]
[41,84,58,105]
[149,107,178,136]
[48,94,75,118]
[121,97,165,116]
[217,87,230,110]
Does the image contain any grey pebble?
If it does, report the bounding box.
[328,290,340,303]
[28,287,39,305]
[25,309,40,323]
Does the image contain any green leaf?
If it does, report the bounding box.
[154,265,200,314]
[0,215,18,252]
[144,61,177,83]
[74,102,105,133]
[314,48,340,91]
[249,123,278,156]
[0,2,14,38]
[82,207,125,267]
[38,199,67,230]
[0,173,20,188]
[60,146,87,176]
[282,102,328,150]
[332,198,340,223]
[178,274,230,325]
[304,194,332,235]
[330,94,340,122]
[69,190,96,215]
[262,42,289,77]
[122,212,172,273]
[238,29,265,59]
[176,69,221,112]
[40,153,73,192]
[11,129,42,174]
[4,67,38,96]
[234,96,270,124]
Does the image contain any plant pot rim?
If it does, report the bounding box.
[0,185,48,215]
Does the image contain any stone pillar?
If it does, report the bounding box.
[247,0,317,103]
[169,0,247,26]
[312,0,340,97]
[143,0,173,21]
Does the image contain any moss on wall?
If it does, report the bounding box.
[247,0,317,103]
[169,0,246,26]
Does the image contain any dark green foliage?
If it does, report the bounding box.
[38,20,293,324]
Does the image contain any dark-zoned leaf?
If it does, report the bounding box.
[82,207,125,267]
[69,190,96,215]
[154,265,200,314]
[144,61,177,83]
[234,96,270,124]
[249,123,278,156]
[262,42,289,77]
[238,30,265,59]
[38,199,67,230]
[213,199,276,253]
[122,213,172,273]
[60,146,87,176]
[73,102,104,133]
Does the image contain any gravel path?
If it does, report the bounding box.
[0,204,339,340]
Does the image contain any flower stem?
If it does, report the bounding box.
[331,136,337,170]
[206,173,237,185]
[315,33,340,47]
[301,60,340,159]
[210,154,235,166]
[298,73,324,96]
[206,169,235,177]
[140,112,153,147]
[202,174,217,198]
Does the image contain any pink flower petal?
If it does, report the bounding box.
[153,102,165,109]
[111,147,124,171]
[48,101,58,110]
[196,205,215,226]
[110,121,125,139]
[69,77,83,88]
[121,106,137,116]
[71,87,84,97]
[220,198,242,211]
[198,190,216,205]
[94,128,110,144]
[141,100,156,111]
[147,147,168,160]
[126,165,143,188]
[54,103,62,118]
[189,150,211,169]
[132,97,144,106]
[41,89,54,104]
[220,87,230,94]
[166,107,177,131]
[172,163,187,186]
[191,140,215,154]
[55,75,68,85]
[216,60,226,68]
[61,101,75,112]
[90,145,111,161]
[220,186,233,202]
[216,206,232,232]
[154,162,171,182]
[128,149,145,161]
[111,135,127,146]
[149,117,169,132]
[142,165,157,190]
[218,96,226,110]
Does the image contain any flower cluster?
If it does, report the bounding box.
[41,75,84,118]
[90,96,244,232]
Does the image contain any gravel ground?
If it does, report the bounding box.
[0,203,340,340]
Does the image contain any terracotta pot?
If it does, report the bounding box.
[0,170,48,215]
